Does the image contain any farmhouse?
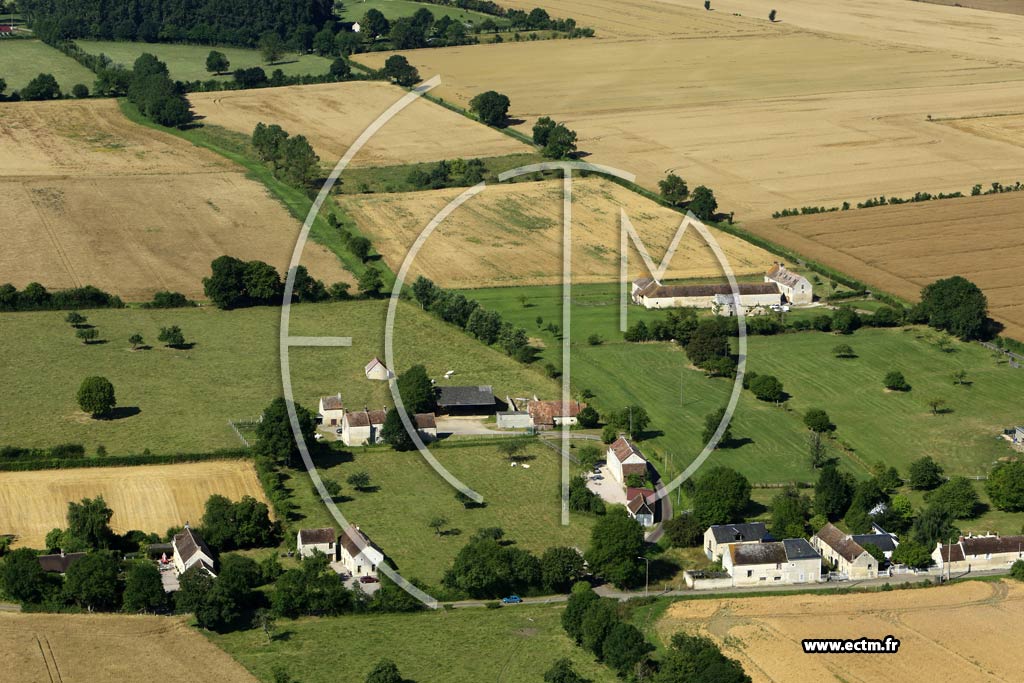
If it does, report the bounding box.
[704,522,770,561]
[436,385,496,416]
[318,393,345,427]
[527,399,586,429]
[765,263,813,304]
[297,527,337,559]
[364,357,394,381]
[172,526,216,577]
[811,523,878,579]
[341,408,388,446]
[338,526,385,578]
[606,436,648,484]
[632,278,781,311]
[723,539,822,587]
[626,487,656,527]
[36,550,86,574]
[932,533,1024,573]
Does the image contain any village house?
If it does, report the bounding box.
[811,522,878,579]
[632,278,781,311]
[364,357,395,381]
[723,539,822,587]
[850,524,900,560]
[172,525,216,577]
[765,263,813,304]
[338,526,385,578]
[414,412,438,441]
[704,522,771,561]
[318,393,345,427]
[626,487,656,527]
[297,527,337,559]
[932,533,1024,573]
[436,385,496,416]
[606,436,648,484]
[36,550,86,574]
[526,398,586,430]
[341,408,388,446]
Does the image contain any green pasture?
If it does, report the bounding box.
[0,40,95,91]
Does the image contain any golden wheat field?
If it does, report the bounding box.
[0,612,257,682]
[0,99,349,301]
[188,81,527,167]
[357,0,1024,219]
[0,461,269,548]
[656,580,1024,683]
[744,192,1024,339]
[340,177,777,288]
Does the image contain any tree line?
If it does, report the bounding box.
[771,180,1023,218]
[0,282,123,312]
[202,255,347,310]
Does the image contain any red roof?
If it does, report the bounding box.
[608,437,645,464]
[527,400,586,426]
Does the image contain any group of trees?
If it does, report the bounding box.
[203,256,339,309]
[251,122,322,189]
[127,54,192,127]
[406,157,487,190]
[381,54,421,87]
[0,282,123,312]
[533,116,578,159]
[361,6,477,49]
[657,173,719,221]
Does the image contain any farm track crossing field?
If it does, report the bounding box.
[0,39,96,91]
[341,177,778,288]
[0,300,556,455]
[744,192,1024,339]
[0,612,257,682]
[0,99,347,300]
[0,460,269,548]
[77,40,334,82]
[188,82,529,169]
[655,581,1024,683]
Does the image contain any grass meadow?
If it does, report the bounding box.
[77,40,334,82]
[339,0,510,26]
[0,40,96,91]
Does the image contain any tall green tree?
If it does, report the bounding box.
[206,50,230,74]
[382,54,420,86]
[688,185,718,221]
[396,364,436,414]
[77,376,116,417]
[64,551,121,611]
[918,276,989,341]
[469,90,511,126]
[585,508,644,588]
[986,461,1024,511]
[122,561,167,613]
[814,463,852,521]
[66,496,116,549]
[658,173,689,206]
[692,466,751,527]
[255,397,316,467]
[381,408,416,451]
[0,548,57,605]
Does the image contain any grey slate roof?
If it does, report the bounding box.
[783,538,821,561]
[851,533,898,553]
[436,385,495,407]
[730,541,788,566]
[710,522,769,544]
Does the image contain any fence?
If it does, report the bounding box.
[980,341,1024,367]
[227,417,261,448]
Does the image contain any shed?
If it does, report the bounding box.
[436,385,496,415]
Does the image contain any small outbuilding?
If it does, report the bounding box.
[364,357,395,381]
[297,527,337,559]
[626,487,656,527]
[414,412,438,441]
[37,550,86,574]
[527,399,586,430]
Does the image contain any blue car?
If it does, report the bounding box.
[501,595,522,604]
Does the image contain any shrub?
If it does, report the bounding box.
[77,376,116,417]
[884,370,910,391]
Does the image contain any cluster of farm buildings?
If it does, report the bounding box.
[632,263,813,314]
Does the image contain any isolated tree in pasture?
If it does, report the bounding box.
[128,333,144,350]
[206,50,230,74]
[918,276,989,341]
[76,327,99,344]
[65,311,86,327]
[158,325,186,348]
[908,456,944,490]
[428,516,448,536]
[986,461,1024,511]
[803,408,834,433]
[382,55,420,86]
[470,90,511,126]
[365,659,404,683]
[832,343,856,358]
[688,185,718,221]
[883,370,910,391]
[658,172,689,206]
[77,376,116,417]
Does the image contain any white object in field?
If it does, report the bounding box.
[352,22,361,33]
[522,464,530,469]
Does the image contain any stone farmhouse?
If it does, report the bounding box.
[723,538,822,587]
[765,263,813,304]
[626,487,656,527]
[704,522,770,561]
[297,527,337,559]
[172,525,216,577]
[318,393,345,427]
[631,278,781,312]
[338,526,385,578]
[526,398,586,429]
[811,522,880,579]
[933,533,1024,573]
[341,408,388,446]
[606,436,648,484]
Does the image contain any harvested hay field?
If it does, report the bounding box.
[655,580,1024,683]
[358,0,1024,219]
[0,461,269,548]
[744,192,1024,339]
[188,82,528,168]
[340,177,777,288]
[0,612,256,682]
[0,99,348,301]
[920,0,1024,15]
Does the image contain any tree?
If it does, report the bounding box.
[442,536,540,597]
[77,376,116,417]
[658,173,689,206]
[692,466,751,527]
[926,397,947,415]
[363,9,392,38]
[580,599,619,657]
[603,622,654,674]
[701,407,733,446]
[926,477,980,519]
[158,325,186,348]
[883,370,910,391]
[64,551,121,611]
[808,431,828,469]
[382,55,420,86]
[1011,559,1024,582]
[254,396,316,467]
[803,408,834,433]
[396,364,436,414]
[605,405,651,440]
[365,659,403,683]
[21,73,61,100]
[814,463,852,520]
[278,135,321,188]
[952,368,969,386]
[891,540,932,569]
[832,343,856,358]
[128,333,144,350]
[533,116,557,146]
[329,58,351,80]
[123,561,167,613]
[540,546,585,592]
[76,327,99,344]
[911,504,958,547]
[908,456,944,490]
[544,658,588,683]
[65,311,86,327]
[358,266,385,298]
[349,236,373,262]
[830,307,861,334]
[259,31,285,64]
[206,50,230,74]
[203,255,249,309]
[688,185,718,221]
[749,374,784,402]
[657,632,749,683]
[66,496,115,549]
[577,405,600,429]
[685,318,730,368]
[0,548,56,605]
[918,276,989,341]
[347,471,372,492]
[469,90,511,126]
[663,512,703,548]
[562,583,600,643]
[428,516,448,536]
[986,461,1024,511]
[543,123,577,159]
[380,408,415,451]
[770,487,810,539]
[585,508,644,587]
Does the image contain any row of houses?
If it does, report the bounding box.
[318,393,438,446]
[933,533,1024,573]
[631,263,813,314]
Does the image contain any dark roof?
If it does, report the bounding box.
[638,281,780,299]
[937,543,965,563]
[851,533,898,554]
[766,263,808,289]
[626,488,654,516]
[783,538,821,561]
[174,527,213,564]
[37,551,86,573]
[299,528,336,545]
[814,523,867,562]
[414,413,437,429]
[709,522,769,544]
[730,541,788,566]
[961,535,1024,556]
[339,526,381,559]
[346,409,387,427]
[437,385,495,407]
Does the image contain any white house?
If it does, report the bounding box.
[297,528,336,559]
[364,357,395,381]
[632,278,782,310]
[723,539,821,587]
[318,393,345,427]
[352,21,361,33]
[933,533,1024,573]
[172,526,216,577]
[765,263,813,304]
[704,522,770,561]
[626,487,655,527]
[811,522,878,579]
[338,526,385,578]
[606,436,647,484]
[341,408,387,446]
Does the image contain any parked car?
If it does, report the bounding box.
[359,575,380,584]
[501,595,522,604]
[336,428,344,435]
